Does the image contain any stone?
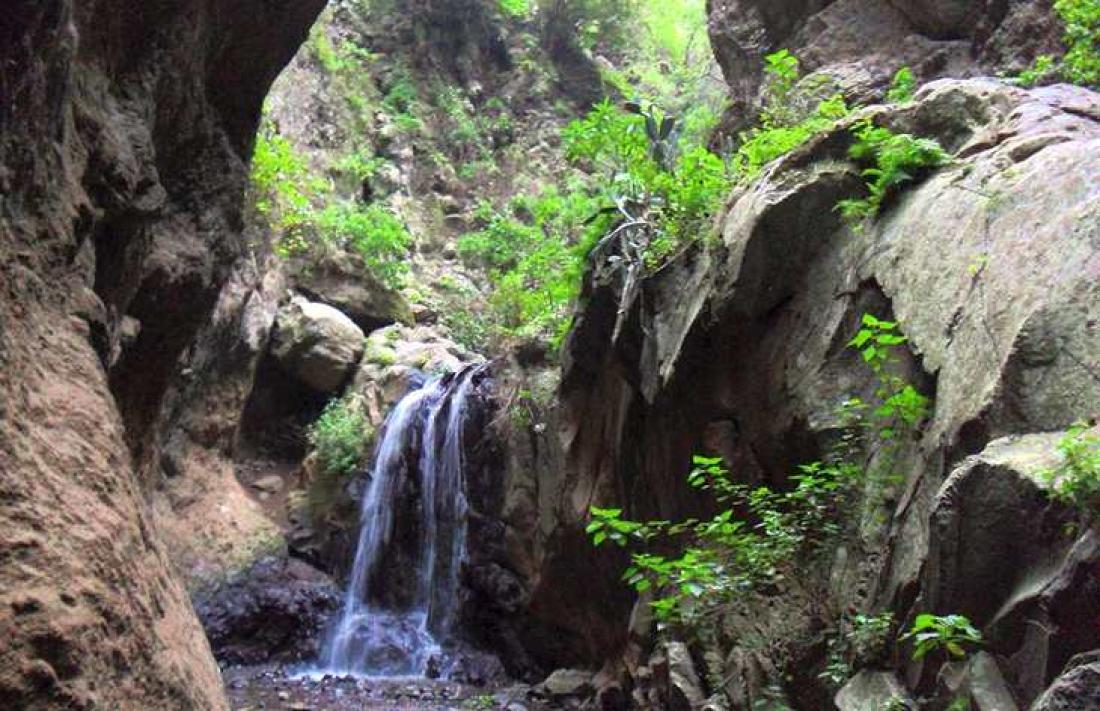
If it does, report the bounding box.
[287,253,413,331]
[251,475,285,494]
[835,671,913,710]
[193,556,340,665]
[538,669,595,700]
[271,296,366,393]
[966,652,1019,711]
[666,642,707,711]
[1033,651,1100,711]
[705,0,1061,134]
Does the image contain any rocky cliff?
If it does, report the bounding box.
[0,0,323,707]
[536,72,1100,710]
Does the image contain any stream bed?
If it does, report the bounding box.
[224,665,547,710]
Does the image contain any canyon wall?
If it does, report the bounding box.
[0,0,324,707]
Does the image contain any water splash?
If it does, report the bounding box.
[320,365,484,677]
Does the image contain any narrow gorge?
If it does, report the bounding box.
[1,1,1098,710]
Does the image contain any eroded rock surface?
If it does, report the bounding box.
[0,0,323,707]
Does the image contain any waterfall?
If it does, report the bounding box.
[319,365,484,677]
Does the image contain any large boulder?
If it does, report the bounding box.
[271,296,366,393]
[286,252,413,332]
[917,433,1100,704]
[193,555,340,665]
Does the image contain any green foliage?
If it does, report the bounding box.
[848,313,930,440]
[1042,423,1100,514]
[730,50,851,179]
[334,150,386,184]
[250,121,326,236]
[539,0,641,53]
[1017,55,1058,87]
[498,0,532,17]
[820,612,896,688]
[901,614,982,661]
[382,73,423,133]
[835,119,949,225]
[1057,0,1100,87]
[886,67,917,104]
[587,454,860,625]
[733,94,849,178]
[563,98,732,265]
[848,612,896,661]
[315,203,412,288]
[309,397,372,478]
[1019,0,1099,88]
[457,186,610,348]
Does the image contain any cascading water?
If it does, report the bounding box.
[319,365,484,677]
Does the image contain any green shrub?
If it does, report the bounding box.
[585,314,929,629]
[334,150,386,182]
[457,185,610,348]
[885,67,916,104]
[835,119,949,225]
[1056,0,1100,87]
[587,454,861,625]
[1042,423,1100,514]
[901,614,982,661]
[1019,0,1099,88]
[315,203,412,288]
[729,50,851,179]
[309,397,372,478]
[250,121,325,238]
[848,313,931,439]
[498,0,532,17]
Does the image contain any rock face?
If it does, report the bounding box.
[706,0,1062,128]
[0,0,323,707]
[272,296,367,393]
[537,78,1100,704]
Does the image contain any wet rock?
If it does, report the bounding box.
[271,296,366,393]
[1033,651,1100,711]
[193,556,340,664]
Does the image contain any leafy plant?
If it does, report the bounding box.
[1018,0,1099,88]
[848,313,930,439]
[730,50,851,179]
[309,396,372,478]
[315,203,412,288]
[250,120,326,239]
[886,67,917,104]
[587,454,859,625]
[901,613,982,661]
[498,0,532,17]
[1042,423,1100,514]
[835,119,949,225]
